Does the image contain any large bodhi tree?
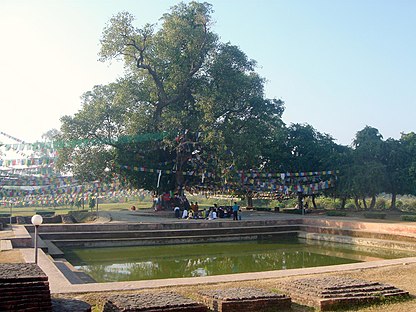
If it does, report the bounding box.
[57,1,285,194]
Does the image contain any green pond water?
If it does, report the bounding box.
[63,238,416,282]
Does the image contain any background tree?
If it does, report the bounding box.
[351,126,386,209]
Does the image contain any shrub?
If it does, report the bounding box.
[363,212,386,219]
[345,202,356,210]
[375,198,388,209]
[315,197,336,209]
[326,210,347,217]
[401,215,416,222]
[275,202,286,209]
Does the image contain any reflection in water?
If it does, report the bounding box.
[63,238,416,282]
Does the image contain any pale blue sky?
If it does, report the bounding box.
[0,0,415,145]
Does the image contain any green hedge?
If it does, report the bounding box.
[401,215,416,222]
[34,211,55,217]
[326,210,347,217]
[363,212,386,219]
[0,213,11,218]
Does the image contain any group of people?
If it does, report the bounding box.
[173,202,241,221]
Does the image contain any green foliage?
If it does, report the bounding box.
[315,197,340,209]
[326,210,347,217]
[363,212,386,219]
[344,202,356,209]
[375,198,388,209]
[395,198,416,212]
[401,215,416,222]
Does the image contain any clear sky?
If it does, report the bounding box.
[0,0,415,146]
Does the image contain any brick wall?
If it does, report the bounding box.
[0,263,52,312]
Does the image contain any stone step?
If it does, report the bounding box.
[53,231,299,247]
[27,219,301,233]
[39,225,300,240]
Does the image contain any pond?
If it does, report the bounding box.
[63,238,416,282]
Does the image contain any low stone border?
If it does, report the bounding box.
[276,276,410,311]
[197,287,291,312]
[102,292,207,312]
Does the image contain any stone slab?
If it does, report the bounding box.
[197,287,291,312]
[102,292,207,312]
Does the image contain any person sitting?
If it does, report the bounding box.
[174,206,180,219]
[187,210,194,219]
[182,208,188,219]
[207,208,213,220]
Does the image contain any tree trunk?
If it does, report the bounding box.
[153,105,163,130]
[369,195,376,210]
[390,193,397,210]
[354,196,361,209]
[311,194,317,209]
[175,171,184,196]
[246,194,253,208]
[341,197,347,209]
[297,194,303,210]
[362,197,368,209]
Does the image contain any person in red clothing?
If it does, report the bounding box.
[162,192,171,209]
